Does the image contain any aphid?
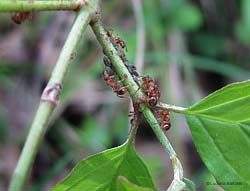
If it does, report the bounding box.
[106,29,113,38]
[11,12,33,24]
[102,70,127,96]
[114,36,127,51]
[103,56,115,71]
[141,76,160,107]
[125,61,139,78]
[157,110,171,131]
[117,49,127,62]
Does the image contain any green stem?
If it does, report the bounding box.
[9,7,95,191]
[127,104,141,145]
[0,0,87,12]
[90,18,184,190]
[156,102,187,113]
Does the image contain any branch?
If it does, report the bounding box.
[0,0,88,12]
[9,4,97,190]
[156,102,187,113]
[127,103,141,144]
[90,16,186,190]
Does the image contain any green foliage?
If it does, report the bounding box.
[184,81,250,191]
[117,176,154,191]
[191,33,226,57]
[172,3,203,31]
[235,0,250,44]
[183,178,196,191]
[51,142,156,191]
[77,117,111,152]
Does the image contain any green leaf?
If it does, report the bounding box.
[116,176,154,191]
[183,178,196,191]
[184,81,250,191]
[51,142,157,191]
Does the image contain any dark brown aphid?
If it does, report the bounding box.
[125,61,139,78]
[103,56,115,71]
[102,70,127,96]
[117,49,127,62]
[141,76,160,107]
[157,110,171,131]
[11,12,33,24]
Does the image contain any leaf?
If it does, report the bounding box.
[116,176,154,191]
[184,81,250,191]
[183,178,196,191]
[51,142,157,191]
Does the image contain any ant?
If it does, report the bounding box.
[114,36,127,51]
[157,110,171,131]
[140,76,160,107]
[106,29,127,51]
[102,70,127,96]
[11,12,33,24]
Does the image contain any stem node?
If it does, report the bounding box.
[41,83,62,107]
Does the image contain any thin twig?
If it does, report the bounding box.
[127,103,141,144]
[9,5,97,190]
[0,0,88,12]
[131,0,145,73]
[156,102,187,113]
[90,16,185,190]
[129,0,145,129]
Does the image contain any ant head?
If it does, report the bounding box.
[118,87,127,95]
[148,97,157,107]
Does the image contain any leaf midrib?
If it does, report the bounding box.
[187,94,250,114]
[187,112,250,146]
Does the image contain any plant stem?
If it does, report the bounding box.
[127,103,141,144]
[156,102,187,113]
[90,17,185,190]
[0,0,87,12]
[9,7,95,191]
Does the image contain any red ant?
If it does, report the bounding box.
[11,12,33,24]
[114,36,127,51]
[157,110,171,131]
[102,70,127,96]
[106,29,127,51]
[140,76,160,107]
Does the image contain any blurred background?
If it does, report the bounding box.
[0,0,250,190]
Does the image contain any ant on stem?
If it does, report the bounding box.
[11,12,33,24]
[136,76,160,107]
[102,70,127,97]
[157,110,171,131]
[106,30,127,51]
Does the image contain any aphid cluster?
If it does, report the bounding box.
[11,12,33,24]
[102,30,138,97]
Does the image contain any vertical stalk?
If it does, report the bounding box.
[91,18,185,190]
[9,8,94,191]
[0,0,85,12]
